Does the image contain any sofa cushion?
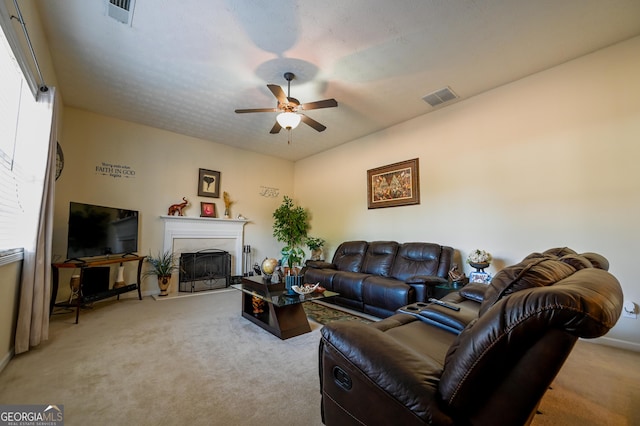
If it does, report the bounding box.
[331,241,369,272]
[479,256,576,316]
[580,252,609,271]
[332,271,368,302]
[361,241,399,276]
[362,276,414,313]
[390,242,445,281]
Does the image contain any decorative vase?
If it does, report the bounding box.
[224,208,230,219]
[310,248,323,261]
[285,274,304,296]
[157,275,171,296]
[469,262,490,272]
[114,265,126,288]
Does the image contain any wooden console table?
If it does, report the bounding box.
[50,255,145,323]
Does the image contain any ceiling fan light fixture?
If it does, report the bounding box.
[276,112,301,130]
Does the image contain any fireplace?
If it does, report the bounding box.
[160,215,248,284]
[179,250,231,292]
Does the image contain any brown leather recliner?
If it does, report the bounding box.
[319,249,623,425]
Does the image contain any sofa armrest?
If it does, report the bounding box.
[405,276,448,301]
[320,320,450,425]
[305,260,335,269]
[405,275,449,285]
[458,283,488,303]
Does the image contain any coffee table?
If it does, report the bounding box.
[232,276,338,339]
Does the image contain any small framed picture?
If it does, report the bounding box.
[469,271,491,284]
[200,202,216,218]
[198,168,221,198]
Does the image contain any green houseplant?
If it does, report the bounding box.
[272,196,310,293]
[306,236,325,261]
[144,250,181,296]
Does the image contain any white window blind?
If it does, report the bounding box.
[0,27,48,252]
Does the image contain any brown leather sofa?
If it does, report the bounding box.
[304,240,454,318]
[319,248,623,425]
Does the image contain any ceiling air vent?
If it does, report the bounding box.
[107,0,135,25]
[422,87,458,107]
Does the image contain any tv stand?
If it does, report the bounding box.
[50,255,145,323]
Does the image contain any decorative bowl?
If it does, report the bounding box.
[292,283,319,295]
[469,262,490,270]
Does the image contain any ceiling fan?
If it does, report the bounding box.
[235,72,338,135]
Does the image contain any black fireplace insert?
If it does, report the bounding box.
[179,249,231,292]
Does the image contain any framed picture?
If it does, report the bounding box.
[200,202,216,218]
[469,271,491,284]
[198,168,220,198]
[367,158,420,209]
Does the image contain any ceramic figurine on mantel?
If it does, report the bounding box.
[223,191,234,218]
[167,197,189,216]
[467,249,492,272]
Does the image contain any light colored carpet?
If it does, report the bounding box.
[1,289,638,425]
[1,290,324,426]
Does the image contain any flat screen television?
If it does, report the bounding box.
[66,202,139,260]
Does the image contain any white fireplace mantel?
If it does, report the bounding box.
[160,215,248,275]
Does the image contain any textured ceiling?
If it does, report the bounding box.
[34,0,640,161]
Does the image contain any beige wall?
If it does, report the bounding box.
[295,36,640,348]
[0,262,21,370]
[52,108,295,300]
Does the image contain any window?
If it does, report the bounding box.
[0,27,49,254]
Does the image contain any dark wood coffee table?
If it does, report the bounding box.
[232,276,338,339]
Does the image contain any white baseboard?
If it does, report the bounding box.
[582,336,640,352]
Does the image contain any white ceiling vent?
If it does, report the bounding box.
[107,0,135,26]
[422,87,458,107]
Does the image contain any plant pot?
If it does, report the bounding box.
[469,262,490,272]
[157,275,171,296]
[310,248,323,261]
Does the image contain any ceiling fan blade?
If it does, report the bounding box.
[300,114,327,132]
[270,121,282,134]
[235,108,278,113]
[300,99,338,111]
[267,84,288,104]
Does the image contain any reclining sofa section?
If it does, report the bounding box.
[318,248,623,425]
[304,240,454,318]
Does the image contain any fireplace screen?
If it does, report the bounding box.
[179,249,231,292]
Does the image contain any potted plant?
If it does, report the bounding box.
[306,236,325,261]
[143,250,181,296]
[272,196,310,293]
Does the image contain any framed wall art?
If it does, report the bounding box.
[200,202,217,218]
[198,168,220,198]
[367,158,420,209]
